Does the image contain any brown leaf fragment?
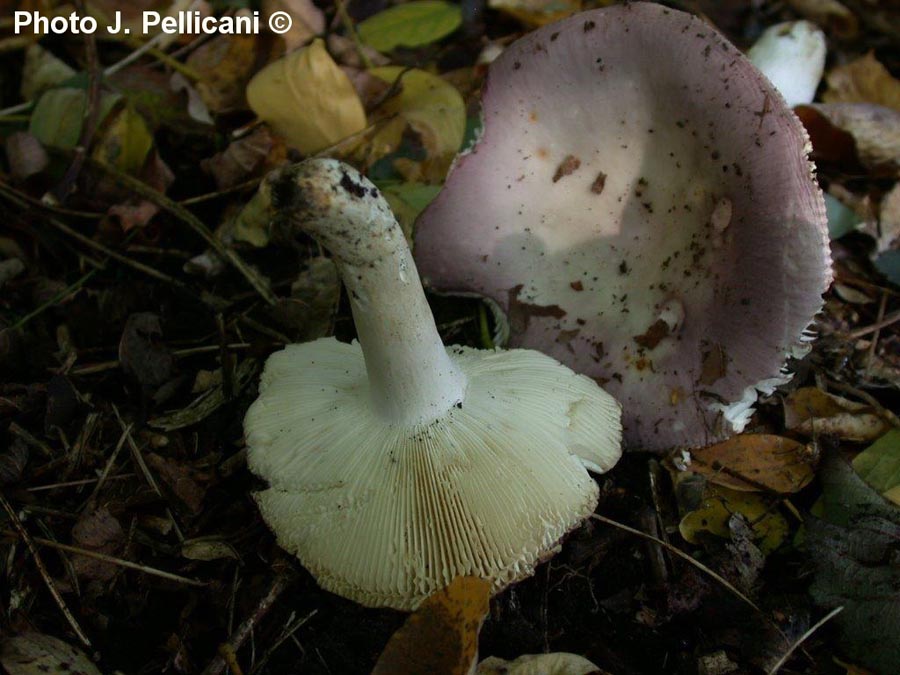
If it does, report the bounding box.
[634,319,670,350]
[507,285,566,334]
[698,344,727,385]
[786,0,858,38]
[71,507,124,581]
[797,103,900,175]
[686,434,817,493]
[203,127,283,190]
[373,576,490,675]
[0,633,101,675]
[187,34,259,113]
[823,52,900,112]
[146,453,207,514]
[552,154,581,182]
[119,313,175,391]
[783,387,889,442]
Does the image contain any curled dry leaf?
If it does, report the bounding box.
[372,576,491,675]
[0,633,101,675]
[823,52,900,112]
[203,127,284,190]
[685,434,817,494]
[797,103,900,175]
[246,39,366,154]
[364,67,465,182]
[783,387,890,442]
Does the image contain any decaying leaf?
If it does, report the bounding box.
[29,88,120,150]
[488,0,582,28]
[365,67,465,182]
[785,0,857,38]
[685,434,817,494]
[181,538,240,561]
[851,429,900,506]
[478,652,604,674]
[5,132,48,182]
[823,52,900,112]
[71,506,125,582]
[146,453,207,514]
[262,0,324,51]
[783,387,889,442]
[0,633,101,675]
[270,256,341,341]
[203,127,284,190]
[247,39,366,154]
[803,451,900,673]
[187,34,259,113]
[358,1,462,53]
[118,312,176,391]
[92,103,154,175]
[678,483,789,554]
[372,576,490,675]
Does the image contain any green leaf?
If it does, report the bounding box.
[358,1,462,52]
[92,103,154,175]
[377,180,441,240]
[852,429,900,504]
[29,88,120,150]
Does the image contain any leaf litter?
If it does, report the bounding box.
[0,1,898,674]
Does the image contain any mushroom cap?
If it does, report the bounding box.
[414,3,830,449]
[245,338,621,610]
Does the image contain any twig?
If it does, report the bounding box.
[250,609,318,675]
[589,513,760,612]
[847,308,900,339]
[81,425,132,509]
[25,535,206,587]
[825,378,900,428]
[27,473,135,492]
[767,606,843,675]
[0,491,92,647]
[201,572,295,675]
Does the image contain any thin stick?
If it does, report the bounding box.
[826,378,900,428]
[27,473,135,492]
[767,606,843,675]
[201,573,295,675]
[0,491,92,647]
[27,535,206,587]
[589,513,760,612]
[81,425,132,509]
[847,308,900,339]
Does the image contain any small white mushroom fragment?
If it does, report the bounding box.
[244,159,622,610]
[415,3,831,450]
[747,21,827,107]
[478,652,605,675]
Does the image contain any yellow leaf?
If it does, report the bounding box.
[92,103,153,175]
[247,39,366,154]
[365,67,465,182]
[488,0,583,27]
[188,34,259,113]
[783,387,889,442]
[824,52,900,112]
[687,434,817,494]
[372,576,490,675]
[679,484,789,554]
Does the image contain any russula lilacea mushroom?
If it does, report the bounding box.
[415,3,830,450]
[244,159,622,610]
[747,21,826,108]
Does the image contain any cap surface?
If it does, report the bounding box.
[414,3,830,449]
[245,338,621,610]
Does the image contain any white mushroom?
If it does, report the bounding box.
[747,20,827,107]
[244,159,622,610]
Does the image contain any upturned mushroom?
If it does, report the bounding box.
[244,159,622,610]
[414,3,831,450]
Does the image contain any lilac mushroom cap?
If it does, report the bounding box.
[414,3,831,450]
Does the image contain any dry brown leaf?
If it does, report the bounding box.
[71,506,124,581]
[875,182,900,254]
[146,453,207,513]
[824,52,900,111]
[783,387,889,442]
[797,103,900,174]
[187,34,259,112]
[686,434,817,493]
[0,633,101,675]
[202,127,284,190]
[372,576,490,675]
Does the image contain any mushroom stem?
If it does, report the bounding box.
[272,159,467,425]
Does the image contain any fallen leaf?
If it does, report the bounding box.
[358,1,462,53]
[0,633,101,675]
[851,429,900,505]
[686,434,817,494]
[803,451,900,674]
[270,256,340,341]
[783,387,889,442]
[5,132,49,182]
[797,103,900,175]
[71,506,124,581]
[246,38,366,154]
[365,67,465,182]
[0,438,28,486]
[785,0,857,38]
[29,88,120,150]
[92,102,154,175]
[20,43,76,101]
[187,33,259,113]
[488,0,582,28]
[478,652,604,674]
[823,52,900,111]
[203,127,284,189]
[874,182,900,254]
[146,453,207,513]
[262,0,324,51]
[679,483,789,554]
[181,538,240,561]
[372,576,490,675]
[378,180,442,241]
[118,313,175,391]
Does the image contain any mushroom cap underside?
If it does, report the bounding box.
[414,2,831,450]
[244,338,621,610]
